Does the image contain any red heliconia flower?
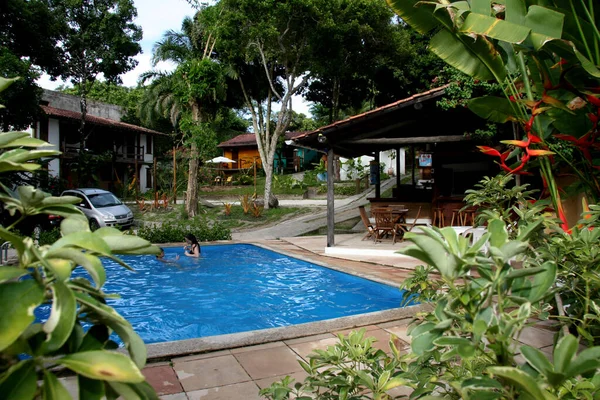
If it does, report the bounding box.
[555,132,594,162]
[477,146,501,157]
[501,139,529,148]
[526,148,555,157]
[525,115,535,133]
[528,132,542,144]
[586,94,600,107]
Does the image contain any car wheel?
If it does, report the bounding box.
[89,219,100,231]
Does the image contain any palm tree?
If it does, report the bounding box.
[139,15,225,218]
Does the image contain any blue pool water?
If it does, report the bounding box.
[40,244,408,344]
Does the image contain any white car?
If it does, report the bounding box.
[61,188,134,230]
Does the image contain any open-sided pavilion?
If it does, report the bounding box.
[290,85,498,247]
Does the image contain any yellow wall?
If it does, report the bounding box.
[223,149,262,170]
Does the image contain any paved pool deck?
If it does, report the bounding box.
[53,234,561,399]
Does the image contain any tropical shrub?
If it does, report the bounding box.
[386,0,600,225]
[260,329,407,400]
[136,219,231,243]
[0,78,160,399]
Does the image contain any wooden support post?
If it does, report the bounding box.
[153,157,157,194]
[374,152,381,199]
[327,148,335,247]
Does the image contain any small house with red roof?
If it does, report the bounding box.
[217,131,319,173]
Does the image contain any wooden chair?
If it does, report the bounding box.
[224,176,233,186]
[396,206,423,234]
[161,193,169,209]
[432,207,445,227]
[137,198,148,213]
[373,209,400,244]
[358,205,375,241]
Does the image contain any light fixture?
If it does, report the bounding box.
[284,140,294,145]
[317,133,327,144]
[414,102,423,110]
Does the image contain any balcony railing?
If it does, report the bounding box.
[62,144,145,162]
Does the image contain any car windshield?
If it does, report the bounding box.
[87,193,122,208]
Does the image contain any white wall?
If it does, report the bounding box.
[47,119,60,177]
[339,155,373,181]
[339,148,407,180]
[140,165,149,193]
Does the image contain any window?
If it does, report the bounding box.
[146,168,152,189]
[146,135,152,154]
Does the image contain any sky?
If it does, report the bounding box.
[37,0,312,115]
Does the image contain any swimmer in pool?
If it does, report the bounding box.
[156,247,180,264]
[183,233,201,258]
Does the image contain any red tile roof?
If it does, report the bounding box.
[218,131,309,148]
[294,85,450,140]
[40,105,167,136]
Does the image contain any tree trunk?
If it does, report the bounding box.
[79,89,87,152]
[185,102,201,218]
[263,159,273,210]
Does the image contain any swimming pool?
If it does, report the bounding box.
[43,244,410,344]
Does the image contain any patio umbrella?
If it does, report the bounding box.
[207,156,236,163]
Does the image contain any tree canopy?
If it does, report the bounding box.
[0,0,66,130]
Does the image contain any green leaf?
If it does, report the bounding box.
[553,334,578,374]
[0,131,29,148]
[430,29,506,82]
[0,160,41,173]
[565,347,600,378]
[0,266,28,283]
[0,280,44,351]
[529,262,556,303]
[57,351,145,383]
[402,232,455,278]
[107,381,158,400]
[42,370,72,400]
[0,360,37,400]
[524,5,564,50]
[385,0,439,34]
[49,232,112,255]
[516,219,543,241]
[0,77,19,93]
[457,343,476,359]
[73,292,147,368]
[100,235,159,255]
[487,367,552,399]
[110,323,147,370]
[60,217,90,236]
[462,376,503,390]
[78,376,105,400]
[488,219,508,248]
[39,280,77,354]
[507,266,546,279]
[45,258,74,282]
[411,331,442,356]
[461,13,530,44]
[468,96,517,123]
[504,0,526,25]
[521,345,553,376]
[499,241,528,262]
[434,336,472,346]
[47,248,106,288]
[8,137,54,148]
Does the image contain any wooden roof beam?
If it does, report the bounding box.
[344,135,468,145]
